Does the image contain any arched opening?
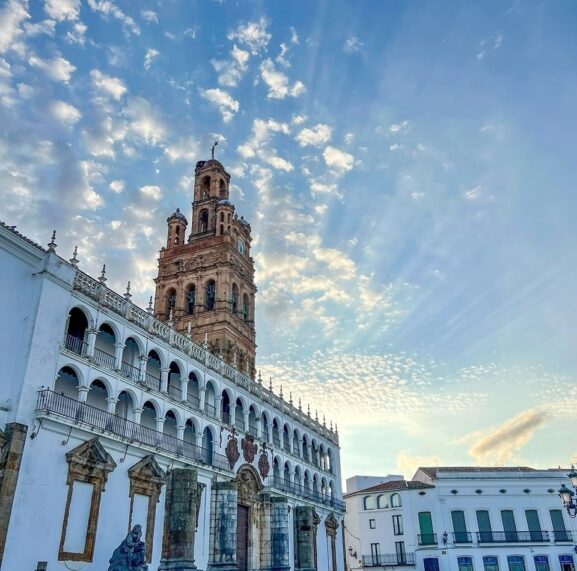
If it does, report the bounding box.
[165,288,176,317]
[65,307,88,354]
[164,410,178,439]
[201,176,210,198]
[54,366,79,398]
[187,373,200,408]
[304,472,310,491]
[141,400,157,430]
[293,430,300,456]
[121,337,141,382]
[262,414,270,443]
[391,493,402,508]
[242,294,250,322]
[202,427,213,465]
[272,419,281,448]
[199,208,209,232]
[86,379,108,411]
[235,398,244,431]
[145,350,161,391]
[283,462,291,486]
[273,457,280,480]
[183,419,196,452]
[248,406,258,437]
[221,390,231,424]
[115,390,135,420]
[327,448,333,473]
[186,285,196,315]
[204,381,216,417]
[94,324,116,369]
[321,478,327,500]
[283,425,290,452]
[294,466,302,488]
[231,283,238,314]
[302,435,310,462]
[328,481,334,499]
[205,279,216,310]
[167,362,181,400]
[363,496,375,510]
[311,441,319,467]
[313,474,319,494]
[377,495,387,509]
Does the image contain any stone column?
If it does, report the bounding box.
[271,497,290,571]
[0,423,27,567]
[229,407,236,428]
[207,481,238,571]
[78,385,89,403]
[243,411,250,433]
[180,378,188,402]
[159,467,204,571]
[160,368,170,394]
[113,342,125,370]
[294,506,320,571]
[255,416,261,439]
[215,395,222,421]
[199,387,206,412]
[133,407,143,424]
[85,328,97,358]
[106,397,118,414]
[138,355,148,384]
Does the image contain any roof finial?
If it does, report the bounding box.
[330,420,333,431]
[315,410,319,422]
[124,281,132,301]
[168,308,174,328]
[280,385,284,400]
[186,321,192,338]
[269,377,273,392]
[69,245,79,267]
[335,423,338,434]
[323,415,326,427]
[299,397,302,411]
[307,404,310,416]
[258,370,262,383]
[47,230,57,252]
[289,392,293,405]
[147,296,153,313]
[211,140,218,160]
[98,264,107,284]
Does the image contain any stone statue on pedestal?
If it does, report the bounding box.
[108,525,148,571]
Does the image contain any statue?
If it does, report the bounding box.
[108,525,148,571]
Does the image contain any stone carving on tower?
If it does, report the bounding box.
[153,154,257,378]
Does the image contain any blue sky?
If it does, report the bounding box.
[2,0,577,480]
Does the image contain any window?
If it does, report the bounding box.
[363,496,375,510]
[477,510,492,542]
[377,494,387,509]
[507,556,526,571]
[242,294,250,322]
[231,284,238,314]
[550,509,569,541]
[458,557,474,571]
[525,509,543,541]
[390,493,402,507]
[395,542,406,565]
[369,519,376,529]
[418,512,435,545]
[370,543,380,566]
[393,515,403,535]
[205,280,216,310]
[501,510,517,542]
[483,557,499,571]
[424,558,440,571]
[452,510,470,543]
[186,286,195,314]
[199,209,209,232]
[534,556,550,571]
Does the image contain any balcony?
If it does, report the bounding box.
[476,531,550,544]
[362,553,415,567]
[64,333,86,356]
[271,476,346,511]
[553,530,572,542]
[453,531,473,544]
[35,389,230,471]
[418,534,437,546]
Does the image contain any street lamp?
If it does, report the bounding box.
[559,468,577,518]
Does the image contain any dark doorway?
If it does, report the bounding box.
[237,505,249,571]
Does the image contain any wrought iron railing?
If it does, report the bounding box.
[362,553,415,567]
[167,383,181,401]
[271,476,345,511]
[143,372,161,392]
[121,361,140,383]
[476,531,550,543]
[36,390,230,471]
[64,333,86,355]
[453,531,473,544]
[204,403,217,418]
[553,530,572,542]
[418,534,437,546]
[187,393,200,408]
[93,347,116,370]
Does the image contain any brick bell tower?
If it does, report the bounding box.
[153,154,256,378]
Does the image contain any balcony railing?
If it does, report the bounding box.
[187,393,200,408]
[64,333,86,356]
[272,476,345,511]
[204,403,217,418]
[453,531,473,544]
[36,390,230,471]
[418,534,437,546]
[143,372,161,392]
[121,361,140,383]
[93,347,116,370]
[553,530,572,542]
[476,531,550,543]
[362,553,415,567]
[167,383,181,401]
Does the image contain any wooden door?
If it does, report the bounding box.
[237,505,249,571]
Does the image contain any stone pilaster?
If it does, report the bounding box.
[294,506,320,571]
[159,467,204,571]
[207,481,237,571]
[0,423,27,567]
[271,497,290,571]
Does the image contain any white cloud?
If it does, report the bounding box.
[139,184,161,200]
[144,48,159,70]
[28,55,76,82]
[464,185,482,200]
[237,118,290,159]
[109,179,125,193]
[343,36,363,53]
[51,100,81,124]
[44,0,80,21]
[322,146,354,174]
[395,450,443,479]
[211,45,250,87]
[90,69,127,100]
[64,21,87,45]
[227,17,271,54]
[24,19,56,38]
[260,58,305,99]
[310,180,340,197]
[0,0,30,55]
[296,124,332,147]
[263,154,293,172]
[200,88,239,123]
[87,0,140,36]
[389,120,410,134]
[164,136,200,162]
[344,132,355,145]
[289,27,299,45]
[141,10,158,24]
[125,97,167,145]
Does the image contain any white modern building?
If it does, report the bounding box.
[344,467,577,571]
[0,157,345,571]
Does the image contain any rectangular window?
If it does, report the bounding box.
[550,509,569,541]
[507,556,526,571]
[501,510,517,542]
[534,556,550,571]
[452,510,469,543]
[62,481,94,554]
[477,510,492,542]
[418,511,435,545]
[483,556,499,571]
[424,559,440,571]
[370,543,380,566]
[369,519,376,529]
[395,541,406,565]
[393,514,403,535]
[526,509,542,541]
[458,556,474,571]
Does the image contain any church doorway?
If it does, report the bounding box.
[236,504,250,571]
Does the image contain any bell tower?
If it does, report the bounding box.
[153,156,257,378]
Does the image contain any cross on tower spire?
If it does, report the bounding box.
[211,140,218,159]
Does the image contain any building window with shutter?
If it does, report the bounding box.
[483,556,499,571]
[458,556,474,571]
[507,556,526,571]
[392,515,403,535]
[534,556,550,571]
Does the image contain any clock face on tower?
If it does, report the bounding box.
[237,239,245,255]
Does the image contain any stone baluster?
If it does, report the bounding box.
[85,328,98,359]
[160,367,169,394]
[199,386,206,412]
[180,378,188,402]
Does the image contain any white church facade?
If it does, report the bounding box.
[0,158,345,571]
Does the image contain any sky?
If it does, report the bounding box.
[1,0,577,482]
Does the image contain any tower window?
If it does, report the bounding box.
[243,294,250,322]
[201,176,210,198]
[186,286,195,314]
[199,210,209,233]
[231,284,238,314]
[166,289,176,315]
[205,280,216,310]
